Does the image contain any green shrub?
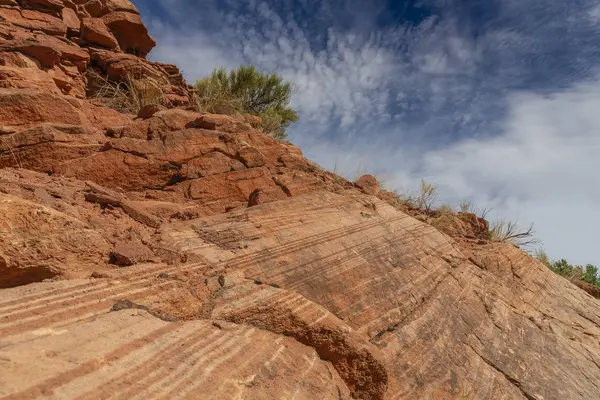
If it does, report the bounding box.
[547,258,600,287]
[583,264,599,286]
[194,66,299,139]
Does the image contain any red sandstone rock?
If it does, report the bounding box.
[137,103,165,119]
[80,17,119,49]
[0,51,63,94]
[47,64,73,93]
[237,146,267,168]
[82,0,104,17]
[110,239,154,266]
[19,0,64,13]
[83,0,139,17]
[187,167,289,211]
[179,151,245,180]
[246,187,286,207]
[0,28,89,69]
[61,7,80,36]
[0,8,67,36]
[188,114,254,133]
[354,174,380,195]
[0,88,88,126]
[89,48,162,79]
[81,99,133,130]
[101,11,155,57]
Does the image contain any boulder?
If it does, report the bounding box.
[110,239,154,266]
[61,7,81,36]
[137,103,165,119]
[80,17,119,49]
[354,174,379,195]
[237,146,266,168]
[101,11,155,57]
[247,187,287,207]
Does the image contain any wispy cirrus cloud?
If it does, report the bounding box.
[139,0,600,266]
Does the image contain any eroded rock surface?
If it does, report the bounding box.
[1,1,600,399]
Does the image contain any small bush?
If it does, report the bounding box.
[489,219,539,248]
[459,201,473,213]
[534,248,551,266]
[194,66,299,139]
[416,179,439,212]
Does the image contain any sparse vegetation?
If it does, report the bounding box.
[534,248,551,266]
[415,179,439,212]
[194,65,299,139]
[86,69,167,114]
[458,200,491,219]
[535,250,600,289]
[459,201,473,213]
[436,203,454,215]
[489,219,538,247]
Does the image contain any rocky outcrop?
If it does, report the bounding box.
[1,1,600,399]
[2,190,600,399]
[0,0,192,101]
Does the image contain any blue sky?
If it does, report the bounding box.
[138,0,600,266]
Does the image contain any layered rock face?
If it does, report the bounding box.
[1,1,600,399]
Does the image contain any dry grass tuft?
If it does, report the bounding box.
[436,203,454,215]
[489,218,539,248]
[86,69,168,114]
[459,200,491,219]
[192,85,243,115]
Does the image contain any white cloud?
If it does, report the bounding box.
[147,3,398,129]
[141,0,600,266]
[417,76,600,266]
[590,4,600,20]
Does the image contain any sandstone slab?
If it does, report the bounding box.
[0,8,67,36]
[81,17,119,49]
